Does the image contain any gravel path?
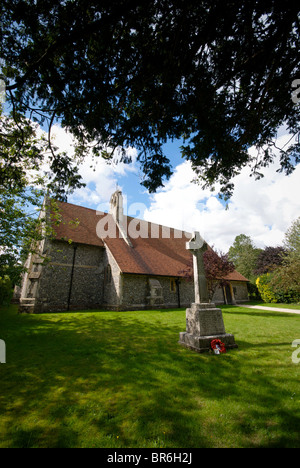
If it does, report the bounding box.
[236,304,300,315]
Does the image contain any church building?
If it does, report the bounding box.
[18,191,249,313]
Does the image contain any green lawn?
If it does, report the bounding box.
[0,304,299,448]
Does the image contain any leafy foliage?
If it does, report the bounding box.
[247,281,262,301]
[0,100,85,288]
[254,246,286,275]
[228,234,262,282]
[283,216,300,254]
[0,185,45,285]
[269,217,300,303]
[1,0,300,196]
[256,274,278,303]
[0,275,13,305]
[178,246,235,301]
[253,217,300,304]
[256,270,300,304]
[203,248,235,301]
[0,108,85,200]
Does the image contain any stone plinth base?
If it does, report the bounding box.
[179,331,238,353]
[179,302,238,353]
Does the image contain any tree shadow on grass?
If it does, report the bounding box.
[0,309,300,447]
[235,340,294,349]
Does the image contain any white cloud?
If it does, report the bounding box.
[47,125,138,209]
[143,134,300,252]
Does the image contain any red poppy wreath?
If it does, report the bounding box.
[210,339,226,354]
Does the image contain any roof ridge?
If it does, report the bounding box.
[57,200,192,237]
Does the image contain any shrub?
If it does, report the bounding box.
[247,281,261,301]
[0,276,13,306]
[270,271,300,304]
[273,288,300,304]
[256,274,278,303]
[271,260,300,302]
[256,272,300,304]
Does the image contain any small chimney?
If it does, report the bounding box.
[109,190,132,247]
[110,190,124,226]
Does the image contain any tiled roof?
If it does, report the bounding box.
[52,201,104,247]
[52,201,249,282]
[105,217,193,277]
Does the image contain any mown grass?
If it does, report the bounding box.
[0,304,299,448]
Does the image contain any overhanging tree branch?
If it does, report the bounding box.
[1,1,300,198]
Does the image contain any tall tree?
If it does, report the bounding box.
[270,217,300,301]
[1,0,300,197]
[0,108,84,199]
[0,105,84,286]
[0,186,44,285]
[283,217,300,256]
[228,234,262,281]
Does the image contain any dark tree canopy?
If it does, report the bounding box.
[1,0,300,197]
[254,246,286,275]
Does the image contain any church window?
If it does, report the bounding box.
[170,278,176,292]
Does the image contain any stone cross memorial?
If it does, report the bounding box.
[186,232,209,304]
[179,231,237,353]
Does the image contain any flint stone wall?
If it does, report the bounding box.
[19,237,249,313]
[120,274,194,310]
[34,240,105,312]
[231,281,249,302]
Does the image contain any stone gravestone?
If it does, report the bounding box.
[147,279,164,307]
[179,232,238,353]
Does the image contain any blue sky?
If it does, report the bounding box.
[47,124,300,252]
